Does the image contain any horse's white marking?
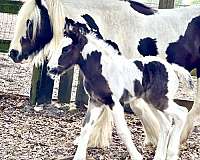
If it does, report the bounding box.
[41,0,48,9]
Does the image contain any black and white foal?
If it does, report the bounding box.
[48,18,191,160]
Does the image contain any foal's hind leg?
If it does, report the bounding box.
[112,98,143,160]
[181,73,200,143]
[130,99,159,146]
[73,100,104,160]
[151,109,172,160]
[165,100,188,160]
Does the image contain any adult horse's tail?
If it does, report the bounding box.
[88,107,113,147]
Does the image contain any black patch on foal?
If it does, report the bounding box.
[79,51,114,109]
[119,89,132,105]
[133,61,169,111]
[134,79,144,98]
[105,40,121,55]
[137,37,158,57]
[128,1,157,15]
[82,14,103,39]
[133,60,144,72]
[166,16,200,72]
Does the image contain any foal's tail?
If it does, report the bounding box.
[172,63,194,89]
[88,106,113,147]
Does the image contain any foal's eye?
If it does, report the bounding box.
[79,27,85,34]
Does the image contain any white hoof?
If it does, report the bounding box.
[34,106,44,112]
[73,136,80,145]
[130,153,143,160]
[73,153,86,160]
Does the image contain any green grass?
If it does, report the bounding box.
[0,40,11,53]
[0,0,23,14]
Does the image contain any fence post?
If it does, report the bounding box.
[75,71,89,107]
[159,0,175,9]
[58,67,74,103]
[30,64,41,105]
[30,60,54,105]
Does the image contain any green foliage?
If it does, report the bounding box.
[0,0,23,14]
[0,40,10,53]
[192,0,200,4]
[175,0,182,6]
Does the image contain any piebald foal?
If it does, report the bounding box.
[48,18,191,160]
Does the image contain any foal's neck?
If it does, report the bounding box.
[82,33,120,59]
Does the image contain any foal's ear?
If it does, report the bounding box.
[64,17,75,34]
[65,18,75,28]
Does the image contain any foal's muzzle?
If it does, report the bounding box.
[48,67,61,75]
[47,67,61,80]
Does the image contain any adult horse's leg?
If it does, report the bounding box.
[30,60,54,105]
[58,67,74,104]
[181,68,200,143]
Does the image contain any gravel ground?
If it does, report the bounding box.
[0,54,32,96]
[0,53,200,160]
[0,93,200,160]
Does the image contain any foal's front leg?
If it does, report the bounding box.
[73,100,103,160]
[112,98,143,160]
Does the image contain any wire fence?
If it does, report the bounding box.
[0,13,17,41]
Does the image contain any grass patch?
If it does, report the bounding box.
[0,1,23,14]
[0,40,10,53]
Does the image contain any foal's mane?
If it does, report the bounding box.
[84,31,120,56]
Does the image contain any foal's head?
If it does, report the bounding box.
[48,18,89,76]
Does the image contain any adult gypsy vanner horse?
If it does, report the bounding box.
[8,0,200,148]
